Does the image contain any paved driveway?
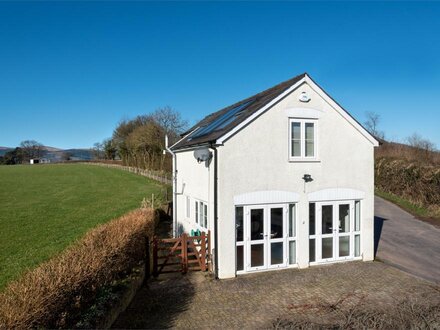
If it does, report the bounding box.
[113,262,438,329]
[375,196,440,284]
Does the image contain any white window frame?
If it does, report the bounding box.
[235,202,298,275]
[288,118,318,161]
[287,203,297,266]
[309,200,362,266]
[186,196,191,219]
[195,199,208,229]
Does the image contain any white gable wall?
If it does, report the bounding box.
[217,82,375,278]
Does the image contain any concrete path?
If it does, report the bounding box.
[375,196,440,284]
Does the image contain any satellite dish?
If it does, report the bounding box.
[194,148,212,163]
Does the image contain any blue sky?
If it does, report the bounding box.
[0,1,439,149]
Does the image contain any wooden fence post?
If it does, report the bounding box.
[207,230,212,272]
[182,233,188,274]
[201,232,206,271]
[152,237,158,277]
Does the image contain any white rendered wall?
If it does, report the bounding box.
[175,150,215,237]
[216,82,375,279]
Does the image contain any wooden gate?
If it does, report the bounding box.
[153,231,211,277]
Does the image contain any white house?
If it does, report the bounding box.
[168,73,379,279]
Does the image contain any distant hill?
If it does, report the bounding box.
[376,140,440,165]
[0,147,13,156]
[0,146,94,161]
[43,148,94,162]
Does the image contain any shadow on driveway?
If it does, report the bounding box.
[374,216,387,257]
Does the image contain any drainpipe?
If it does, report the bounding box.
[164,135,178,237]
[209,144,219,279]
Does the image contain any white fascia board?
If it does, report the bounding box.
[215,77,307,145]
[304,75,379,147]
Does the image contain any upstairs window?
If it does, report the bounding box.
[289,119,317,160]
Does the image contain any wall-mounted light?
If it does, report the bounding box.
[302,174,313,182]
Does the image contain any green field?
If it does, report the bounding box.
[0,164,164,290]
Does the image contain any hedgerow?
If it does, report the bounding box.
[0,208,156,329]
[375,157,440,218]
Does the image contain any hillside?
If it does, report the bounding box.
[0,146,93,161]
[375,140,440,220]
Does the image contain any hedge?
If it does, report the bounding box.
[0,208,156,329]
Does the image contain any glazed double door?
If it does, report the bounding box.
[246,204,287,271]
[316,201,354,262]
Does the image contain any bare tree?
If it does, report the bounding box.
[364,111,385,139]
[92,142,104,160]
[150,106,189,142]
[406,132,437,158]
[20,140,44,162]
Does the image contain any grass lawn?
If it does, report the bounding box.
[0,164,164,290]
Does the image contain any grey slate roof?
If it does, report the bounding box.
[171,73,307,150]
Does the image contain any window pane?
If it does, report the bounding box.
[250,209,264,240]
[339,236,350,257]
[236,207,244,242]
[322,205,333,234]
[271,242,284,265]
[355,234,360,257]
[195,202,198,224]
[204,204,208,228]
[305,123,314,157]
[270,208,283,239]
[292,122,301,139]
[355,201,361,231]
[305,122,314,139]
[322,237,333,259]
[289,240,296,264]
[309,238,315,262]
[251,244,264,267]
[309,203,315,236]
[305,140,314,157]
[236,245,244,271]
[200,202,204,224]
[339,204,350,233]
[289,204,295,237]
[292,140,301,157]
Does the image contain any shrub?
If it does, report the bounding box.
[375,157,440,218]
[0,208,156,329]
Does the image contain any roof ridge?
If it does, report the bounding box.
[183,72,307,135]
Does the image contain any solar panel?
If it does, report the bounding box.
[190,100,254,139]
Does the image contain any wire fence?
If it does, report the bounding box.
[83,162,172,185]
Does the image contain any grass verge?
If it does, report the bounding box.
[375,189,439,223]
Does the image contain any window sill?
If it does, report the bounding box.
[288,158,321,163]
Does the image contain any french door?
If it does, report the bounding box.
[316,201,353,262]
[246,204,287,271]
